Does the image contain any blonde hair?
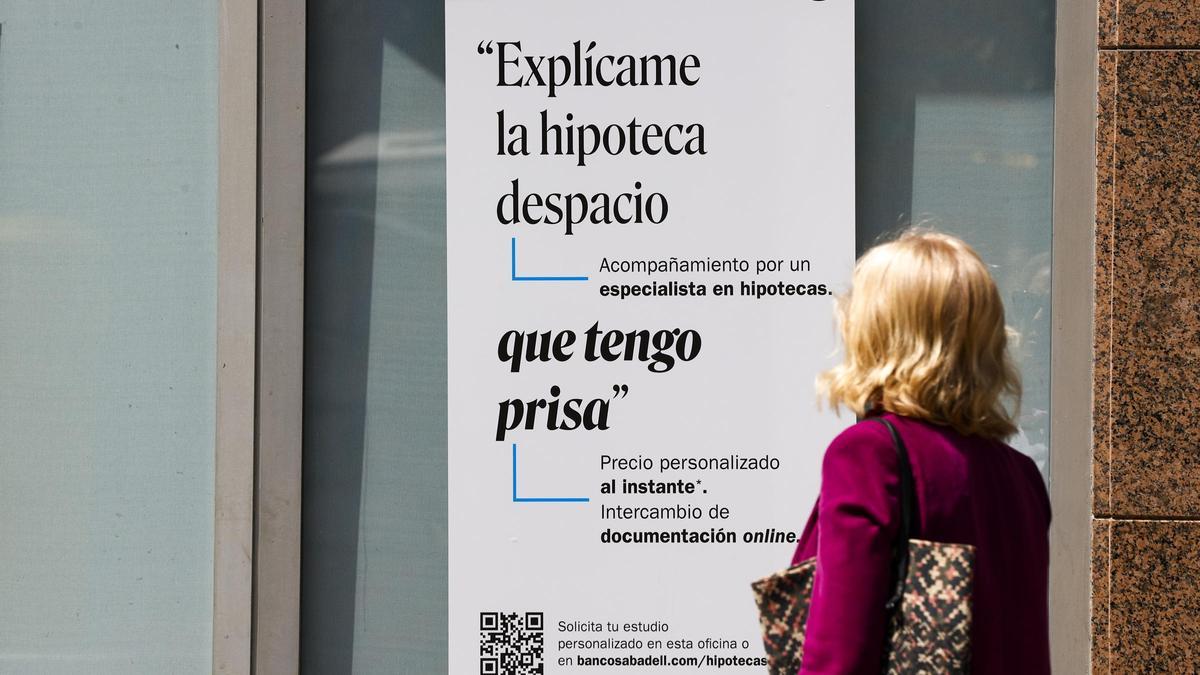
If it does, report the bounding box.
[816,229,1021,439]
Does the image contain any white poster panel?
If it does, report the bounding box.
[447,2,854,672]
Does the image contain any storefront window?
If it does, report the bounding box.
[302,2,1055,672]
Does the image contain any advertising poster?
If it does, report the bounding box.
[446,1,854,672]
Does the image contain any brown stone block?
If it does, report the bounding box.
[1118,0,1200,47]
[1094,51,1117,515]
[1099,0,1118,47]
[1109,51,1200,517]
[1091,519,1112,674]
[1108,520,1200,671]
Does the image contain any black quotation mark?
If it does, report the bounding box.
[477,40,494,55]
[611,384,630,399]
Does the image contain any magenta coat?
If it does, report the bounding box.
[791,412,1051,674]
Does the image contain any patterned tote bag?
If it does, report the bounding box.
[751,417,975,674]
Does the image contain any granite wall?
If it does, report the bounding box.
[1093,1,1200,671]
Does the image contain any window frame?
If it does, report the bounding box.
[1047,0,1098,671]
[214,0,260,672]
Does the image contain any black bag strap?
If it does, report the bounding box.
[869,416,916,612]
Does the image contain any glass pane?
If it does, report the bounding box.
[302,1,448,671]
[856,0,1055,477]
[0,1,218,672]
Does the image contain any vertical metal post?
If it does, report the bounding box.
[254,0,306,672]
[215,0,259,672]
[1049,0,1100,670]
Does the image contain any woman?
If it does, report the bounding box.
[793,230,1051,674]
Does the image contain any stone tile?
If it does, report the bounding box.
[1109,51,1200,517]
[1118,0,1200,47]
[1094,51,1117,515]
[1098,0,1118,47]
[1091,519,1112,674]
[1109,520,1200,671]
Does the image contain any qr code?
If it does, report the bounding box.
[480,611,544,675]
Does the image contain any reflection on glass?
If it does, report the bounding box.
[911,95,1053,473]
[303,1,448,672]
[856,0,1055,478]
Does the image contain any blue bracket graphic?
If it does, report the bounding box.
[510,237,589,282]
[511,443,590,503]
